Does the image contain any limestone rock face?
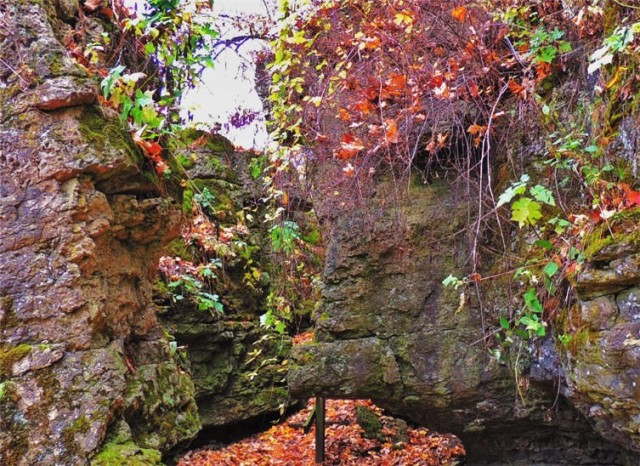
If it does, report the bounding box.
[158,133,293,431]
[0,1,200,464]
[160,306,291,430]
[565,218,640,455]
[289,173,636,463]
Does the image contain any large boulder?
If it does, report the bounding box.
[289,175,635,463]
[0,1,200,464]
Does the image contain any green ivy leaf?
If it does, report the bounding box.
[530,185,556,206]
[558,41,572,54]
[499,316,510,330]
[534,239,553,251]
[511,198,542,227]
[537,45,558,63]
[548,217,571,235]
[497,174,530,207]
[524,288,543,313]
[100,65,126,99]
[543,261,559,278]
[442,274,461,288]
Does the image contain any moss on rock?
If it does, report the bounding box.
[355,405,383,441]
[77,107,141,165]
[91,440,162,466]
[0,344,32,379]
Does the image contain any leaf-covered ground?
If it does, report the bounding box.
[178,399,465,465]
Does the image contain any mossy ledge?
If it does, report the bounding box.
[0,344,32,379]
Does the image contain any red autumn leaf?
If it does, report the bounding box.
[146,141,163,157]
[177,398,465,465]
[429,74,444,88]
[383,118,399,144]
[535,62,551,81]
[447,58,460,73]
[334,133,364,160]
[131,130,166,174]
[99,6,114,18]
[362,83,379,101]
[468,81,480,98]
[589,209,602,224]
[626,189,640,206]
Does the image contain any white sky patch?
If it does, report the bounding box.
[122,0,275,150]
[180,0,275,150]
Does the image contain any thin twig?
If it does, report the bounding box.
[0,58,28,85]
[612,0,640,10]
[472,83,509,271]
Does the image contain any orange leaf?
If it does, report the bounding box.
[535,62,551,81]
[383,118,398,144]
[354,100,375,115]
[566,261,580,275]
[385,73,407,96]
[338,108,352,122]
[363,36,381,50]
[452,6,467,22]
[508,79,525,96]
[467,123,486,136]
[334,133,364,160]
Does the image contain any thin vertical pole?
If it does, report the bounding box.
[315,396,325,463]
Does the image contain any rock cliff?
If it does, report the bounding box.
[0,1,200,463]
[289,68,640,466]
[157,133,294,433]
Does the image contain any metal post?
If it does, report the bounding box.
[315,396,325,464]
